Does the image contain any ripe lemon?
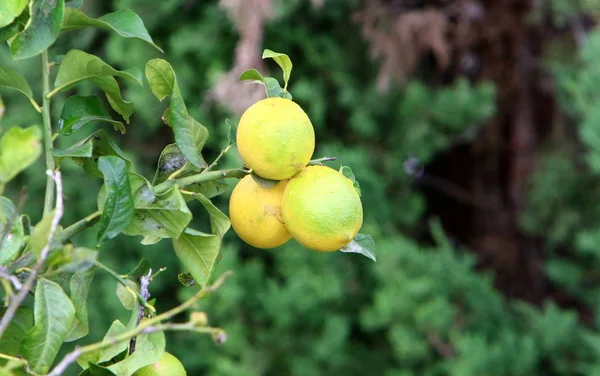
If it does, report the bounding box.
[237,97,315,180]
[282,165,363,252]
[133,352,186,376]
[229,174,291,249]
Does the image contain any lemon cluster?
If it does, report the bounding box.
[229,97,363,252]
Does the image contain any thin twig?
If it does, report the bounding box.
[129,268,153,354]
[47,271,232,376]
[203,144,233,174]
[0,266,22,290]
[307,156,337,165]
[0,171,64,340]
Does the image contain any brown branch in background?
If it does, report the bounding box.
[427,332,456,358]
[206,0,274,115]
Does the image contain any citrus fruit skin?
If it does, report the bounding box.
[133,352,186,376]
[229,174,292,249]
[237,97,315,180]
[282,165,363,252]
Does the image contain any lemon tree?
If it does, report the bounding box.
[229,174,291,249]
[0,2,375,373]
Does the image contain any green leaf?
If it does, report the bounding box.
[59,95,124,135]
[53,137,93,158]
[0,125,42,185]
[0,307,33,356]
[116,279,138,310]
[0,196,24,265]
[106,330,165,376]
[97,156,134,245]
[238,69,292,99]
[26,210,56,260]
[0,0,28,28]
[262,49,293,90]
[61,8,162,52]
[46,245,97,273]
[339,233,376,262]
[77,319,127,369]
[145,59,209,169]
[21,277,76,374]
[65,269,95,342]
[173,194,230,287]
[70,130,133,177]
[9,0,64,60]
[66,0,83,8]
[0,9,27,42]
[79,363,117,376]
[226,118,237,146]
[250,171,278,188]
[127,257,151,279]
[97,173,192,239]
[90,75,135,123]
[140,235,161,245]
[0,65,41,112]
[339,165,361,197]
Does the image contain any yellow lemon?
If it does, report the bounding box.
[133,352,186,376]
[229,174,291,249]
[282,165,363,252]
[237,97,315,180]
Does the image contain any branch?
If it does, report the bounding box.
[153,168,248,194]
[54,210,101,244]
[47,271,232,376]
[129,268,153,354]
[0,171,64,340]
[203,144,234,173]
[307,156,337,165]
[41,50,56,216]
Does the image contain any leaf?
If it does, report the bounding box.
[339,165,361,197]
[52,49,142,96]
[79,363,117,376]
[0,125,42,185]
[339,233,376,262]
[97,156,134,245]
[140,235,162,245]
[173,194,229,287]
[97,172,192,239]
[0,0,28,28]
[77,320,127,369]
[0,8,28,42]
[106,330,165,376]
[0,307,33,356]
[70,130,133,177]
[46,245,97,273]
[177,272,196,287]
[61,8,162,52]
[53,137,93,158]
[66,0,83,8]
[90,75,135,123]
[250,171,278,188]
[238,69,292,99]
[59,95,124,135]
[116,279,138,310]
[65,269,95,342]
[21,278,76,374]
[127,257,151,279]
[262,49,293,90]
[26,210,56,260]
[9,0,64,60]
[238,68,264,83]
[0,66,41,111]
[173,229,221,289]
[0,196,24,265]
[226,118,237,146]
[145,59,209,169]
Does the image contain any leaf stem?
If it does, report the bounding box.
[307,156,337,165]
[203,144,233,174]
[93,260,156,315]
[154,168,248,194]
[47,271,232,376]
[41,50,56,216]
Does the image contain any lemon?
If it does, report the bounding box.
[282,165,363,252]
[133,352,186,376]
[237,97,315,180]
[229,174,291,249]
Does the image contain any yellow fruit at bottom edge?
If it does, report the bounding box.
[133,352,186,376]
[282,165,363,252]
[237,97,315,180]
[229,174,291,249]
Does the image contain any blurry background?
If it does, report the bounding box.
[3,0,600,375]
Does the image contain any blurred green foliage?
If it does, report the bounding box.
[3,0,600,375]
